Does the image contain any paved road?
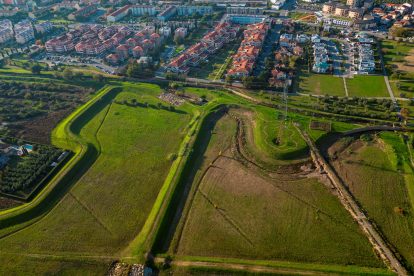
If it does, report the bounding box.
[296,126,408,276]
[377,40,397,105]
[384,75,397,104]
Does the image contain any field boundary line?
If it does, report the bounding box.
[198,187,254,246]
[164,109,233,255]
[218,154,361,233]
[69,192,113,236]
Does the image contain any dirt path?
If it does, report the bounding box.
[163,259,340,275]
[342,77,349,97]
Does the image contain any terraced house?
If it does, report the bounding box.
[227,22,269,78]
[166,22,239,74]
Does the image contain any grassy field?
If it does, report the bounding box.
[297,72,346,96]
[382,40,414,70]
[0,73,399,275]
[0,82,197,270]
[381,40,414,97]
[188,41,239,80]
[345,76,389,97]
[331,133,414,273]
[0,254,109,275]
[173,111,383,268]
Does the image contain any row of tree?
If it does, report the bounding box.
[0,146,62,194]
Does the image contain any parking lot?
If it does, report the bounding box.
[35,53,118,75]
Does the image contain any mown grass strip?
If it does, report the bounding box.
[175,256,394,275]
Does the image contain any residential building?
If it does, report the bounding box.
[75,39,106,55]
[174,27,187,39]
[46,35,76,52]
[226,6,264,15]
[106,53,120,64]
[107,5,131,22]
[279,33,293,47]
[349,8,363,19]
[227,22,269,78]
[323,2,335,14]
[335,5,349,16]
[137,56,152,67]
[354,14,377,29]
[157,6,177,21]
[0,19,13,44]
[130,5,156,16]
[159,26,172,37]
[14,20,35,44]
[0,8,18,17]
[346,0,360,7]
[132,45,144,58]
[68,4,97,20]
[224,14,268,24]
[177,5,213,16]
[192,0,267,7]
[166,22,239,75]
[312,39,330,73]
[34,21,53,34]
[322,17,353,26]
[296,34,309,43]
[116,44,129,60]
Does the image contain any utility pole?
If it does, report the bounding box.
[283,80,288,127]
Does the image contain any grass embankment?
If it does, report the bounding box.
[346,76,389,98]
[0,85,118,232]
[162,108,383,269]
[331,132,414,273]
[297,72,346,96]
[151,88,322,254]
[0,82,196,272]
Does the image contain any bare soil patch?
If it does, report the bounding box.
[11,109,72,144]
[397,48,414,73]
[0,196,21,210]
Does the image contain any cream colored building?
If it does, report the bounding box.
[349,8,363,19]
[322,3,335,14]
[335,5,349,17]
